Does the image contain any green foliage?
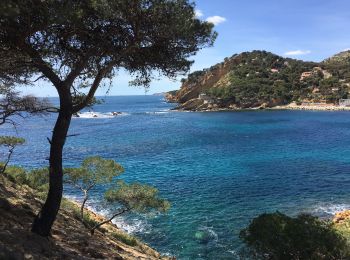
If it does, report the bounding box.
[335,219,350,242]
[0,136,25,173]
[3,165,27,185]
[79,211,99,228]
[27,168,49,191]
[60,197,77,212]
[111,231,139,246]
[2,165,49,192]
[1,0,215,234]
[1,0,216,93]
[175,50,350,107]
[65,156,124,189]
[240,212,350,260]
[105,181,170,213]
[64,156,125,227]
[323,51,350,80]
[66,156,170,233]
[0,136,25,147]
[72,94,103,110]
[60,198,99,228]
[203,51,321,106]
[186,70,208,84]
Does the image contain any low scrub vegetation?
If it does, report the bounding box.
[1,165,49,192]
[1,156,170,236]
[240,212,350,259]
[111,231,139,246]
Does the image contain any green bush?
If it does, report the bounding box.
[61,198,99,228]
[3,165,28,185]
[335,219,350,241]
[111,231,139,246]
[27,168,49,191]
[81,213,99,228]
[2,165,50,192]
[240,212,350,260]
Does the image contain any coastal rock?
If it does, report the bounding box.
[164,91,178,103]
[176,98,205,111]
[333,210,350,223]
[259,103,268,109]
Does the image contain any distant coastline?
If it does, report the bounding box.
[170,101,350,112]
[167,50,350,113]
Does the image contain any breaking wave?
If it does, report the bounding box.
[311,203,350,217]
[73,111,129,119]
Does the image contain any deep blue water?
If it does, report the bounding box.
[2,95,350,259]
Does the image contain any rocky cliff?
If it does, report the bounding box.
[167,50,350,111]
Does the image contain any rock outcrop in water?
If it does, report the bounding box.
[167,50,350,111]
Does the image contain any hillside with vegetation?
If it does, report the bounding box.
[166,50,350,110]
[0,167,169,259]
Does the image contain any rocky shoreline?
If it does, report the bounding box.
[271,103,350,111]
[334,210,350,224]
[170,100,350,112]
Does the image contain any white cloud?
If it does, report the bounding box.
[195,9,204,18]
[284,50,311,56]
[342,48,350,52]
[206,16,226,26]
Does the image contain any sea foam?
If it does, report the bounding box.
[73,111,129,119]
[311,203,350,216]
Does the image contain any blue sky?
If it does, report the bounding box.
[22,0,350,97]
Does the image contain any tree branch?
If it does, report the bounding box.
[0,91,54,126]
[0,146,14,174]
[81,189,88,222]
[90,207,130,235]
[21,43,63,88]
[72,62,116,113]
[64,54,91,87]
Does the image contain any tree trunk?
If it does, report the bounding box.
[0,146,14,174]
[81,190,88,221]
[32,90,72,236]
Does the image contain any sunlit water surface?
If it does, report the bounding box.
[2,96,350,259]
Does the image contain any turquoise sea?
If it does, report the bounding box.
[2,95,350,259]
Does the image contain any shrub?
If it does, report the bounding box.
[27,168,49,191]
[2,165,49,192]
[111,231,138,246]
[240,212,350,259]
[3,165,28,185]
[335,219,350,242]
